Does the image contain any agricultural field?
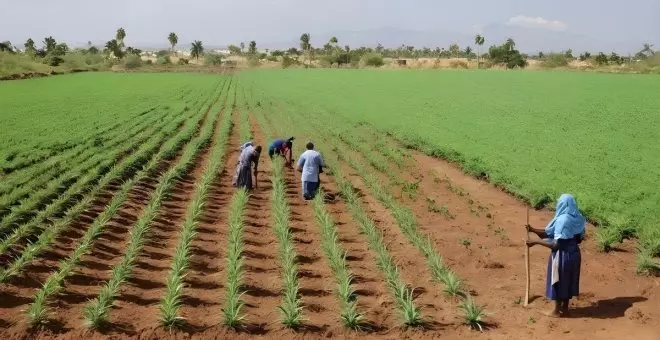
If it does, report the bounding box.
[0,71,657,340]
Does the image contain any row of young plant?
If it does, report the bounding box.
[311,192,364,328]
[3,76,223,189]
[0,93,212,235]
[0,77,222,191]
[0,82,226,243]
[0,100,161,183]
[82,83,227,328]
[270,157,304,327]
[0,103,187,223]
[25,81,232,326]
[0,119,182,254]
[251,98,421,327]
[0,107,158,199]
[159,80,236,327]
[247,94,304,328]
[0,96,214,284]
[219,88,252,328]
[0,82,196,178]
[250,100,366,329]
[283,103,487,330]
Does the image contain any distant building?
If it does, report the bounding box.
[213,49,230,56]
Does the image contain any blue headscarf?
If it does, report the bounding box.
[545,194,586,240]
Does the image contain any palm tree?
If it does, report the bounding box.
[43,36,57,53]
[190,40,204,60]
[105,39,123,59]
[505,38,515,51]
[240,42,245,53]
[465,46,473,60]
[474,34,485,68]
[300,33,311,66]
[116,28,126,48]
[641,43,655,57]
[168,32,178,55]
[24,38,36,54]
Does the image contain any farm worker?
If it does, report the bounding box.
[526,194,585,317]
[268,137,294,166]
[296,141,324,200]
[240,140,253,150]
[232,144,262,190]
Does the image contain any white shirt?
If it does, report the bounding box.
[296,150,324,183]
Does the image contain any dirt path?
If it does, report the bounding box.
[235,117,281,333]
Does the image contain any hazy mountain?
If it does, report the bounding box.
[478,23,641,54]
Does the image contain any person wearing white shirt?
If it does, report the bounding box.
[296,142,324,200]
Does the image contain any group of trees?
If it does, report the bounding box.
[3,27,656,71]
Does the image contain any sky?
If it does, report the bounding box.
[2,0,658,52]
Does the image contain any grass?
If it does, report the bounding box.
[240,69,660,253]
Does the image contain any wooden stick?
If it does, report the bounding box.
[524,206,530,307]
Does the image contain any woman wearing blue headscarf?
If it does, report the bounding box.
[526,194,586,317]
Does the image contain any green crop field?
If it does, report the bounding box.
[0,72,221,173]
[239,69,660,253]
[0,71,657,339]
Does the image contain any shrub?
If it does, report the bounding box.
[124,55,142,69]
[43,54,64,66]
[177,58,189,65]
[281,56,297,68]
[0,52,51,76]
[541,53,569,68]
[204,54,222,65]
[360,52,384,67]
[145,59,153,65]
[156,56,170,65]
[247,56,260,68]
[449,60,468,69]
[266,55,278,62]
[594,53,609,65]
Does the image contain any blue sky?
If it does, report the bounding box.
[3,0,658,52]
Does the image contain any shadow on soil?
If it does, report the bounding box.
[569,296,648,319]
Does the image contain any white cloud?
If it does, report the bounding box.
[506,15,568,31]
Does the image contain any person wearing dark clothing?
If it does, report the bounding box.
[268,137,294,165]
[232,145,262,190]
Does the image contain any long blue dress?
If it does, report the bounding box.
[544,194,585,301]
